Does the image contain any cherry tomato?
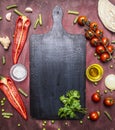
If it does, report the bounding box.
[101,37,109,46]
[85,30,94,40]
[95,29,103,38]
[95,45,106,55]
[107,45,114,54]
[90,37,99,47]
[100,52,110,62]
[103,97,114,107]
[90,22,98,31]
[89,111,100,121]
[77,16,88,26]
[91,92,101,103]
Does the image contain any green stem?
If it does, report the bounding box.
[14,9,24,16]
[104,111,112,121]
[34,18,39,29]
[18,88,28,97]
[6,4,17,10]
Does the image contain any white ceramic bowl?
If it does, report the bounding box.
[10,64,27,82]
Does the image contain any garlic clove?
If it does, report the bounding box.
[6,12,12,21]
[25,7,33,13]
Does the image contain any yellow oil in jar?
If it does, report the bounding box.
[86,64,104,82]
[89,67,99,77]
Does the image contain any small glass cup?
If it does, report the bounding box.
[10,64,27,82]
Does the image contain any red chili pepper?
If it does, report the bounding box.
[12,16,31,64]
[0,75,27,120]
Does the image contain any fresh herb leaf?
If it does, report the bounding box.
[58,90,87,119]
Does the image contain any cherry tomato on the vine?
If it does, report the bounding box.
[107,45,114,54]
[77,16,88,26]
[103,97,114,107]
[85,30,94,40]
[101,37,109,46]
[90,37,99,47]
[90,22,98,32]
[95,45,106,55]
[95,29,103,38]
[91,92,101,103]
[100,52,110,62]
[89,111,100,121]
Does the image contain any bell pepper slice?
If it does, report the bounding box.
[0,76,27,120]
[12,15,31,64]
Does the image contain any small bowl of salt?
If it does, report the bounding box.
[10,64,27,82]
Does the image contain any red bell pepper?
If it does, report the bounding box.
[0,75,27,120]
[12,15,31,64]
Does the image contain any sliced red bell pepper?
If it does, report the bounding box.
[0,75,27,120]
[12,15,31,64]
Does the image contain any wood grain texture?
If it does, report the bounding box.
[0,0,115,130]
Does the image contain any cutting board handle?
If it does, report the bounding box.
[51,6,64,33]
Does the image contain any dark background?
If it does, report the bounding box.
[0,0,115,130]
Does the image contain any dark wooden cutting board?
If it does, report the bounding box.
[30,6,86,120]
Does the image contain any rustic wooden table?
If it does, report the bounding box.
[0,0,115,130]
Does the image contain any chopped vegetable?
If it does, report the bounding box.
[104,90,108,94]
[43,120,47,124]
[105,74,115,90]
[0,36,11,50]
[42,123,45,127]
[2,112,13,116]
[87,116,90,120]
[73,16,78,24]
[68,10,79,15]
[14,9,24,16]
[2,56,6,65]
[42,120,47,126]
[25,7,33,13]
[0,16,2,20]
[12,16,31,64]
[6,4,17,10]
[34,14,42,29]
[3,115,11,119]
[51,120,55,124]
[79,120,83,124]
[34,18,39,29]
[104,111,112,121]
[94,82,98,86]
[18,88,28,97]
[1,103,4,106]
[2,109,5,112]
[58,90,87,119]
[1,100,3,103]
[0,75,28,120]
[110,65,113,69]
[3,97,6,101]
[65,122,68,126]
[17,124,21,127]
[6,12,12,21]
[111,40,115,44]
[96,90,100,93]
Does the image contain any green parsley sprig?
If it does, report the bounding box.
[58,90,87,119]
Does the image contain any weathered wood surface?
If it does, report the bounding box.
[0,0,115,130]
[30,6,86,120]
